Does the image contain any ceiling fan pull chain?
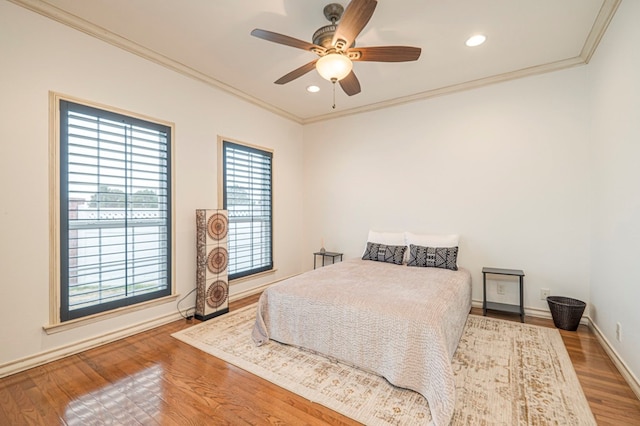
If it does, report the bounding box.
[332,79,337,109]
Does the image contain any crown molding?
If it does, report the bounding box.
[581,0,622,63]
[8,0,303,124]
[303,0,621,124]
[302,56,587,124]
[9,0,621,125]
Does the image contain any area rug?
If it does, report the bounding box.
[172,304,595,426]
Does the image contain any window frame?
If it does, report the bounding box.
[48,92,176,329]
[218,136,274,281]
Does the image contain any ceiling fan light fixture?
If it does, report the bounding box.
[316,53,353,82]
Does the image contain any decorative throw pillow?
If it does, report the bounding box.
[407,244,458,271]
[362,242,406,265]
[363,230,405,256]
[403,232,460,265]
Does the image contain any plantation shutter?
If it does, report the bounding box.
[60,100,171,321]
[222,141,273,279]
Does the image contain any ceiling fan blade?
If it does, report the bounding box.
[339,71,361,96]
[349,46,421,62]
[332,0,377,50]
[251,29,325,54]
[274,60,318,85]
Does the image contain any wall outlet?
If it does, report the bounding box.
[616,322,622,341]
[540,288,550,300]
[497,283,505,295]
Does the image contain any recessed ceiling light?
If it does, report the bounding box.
[306,85,320,93]
[465,34,486,47]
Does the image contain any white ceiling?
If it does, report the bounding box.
[13,0,619,123]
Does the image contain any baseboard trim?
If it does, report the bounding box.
[1,273,302,379]
[588,319,640,399]
[7,291,637,402]
[0,311,183,379]
[470,300,589,325]
[229,273,301,302]
[472,299,639,398]
[229,282,273,302]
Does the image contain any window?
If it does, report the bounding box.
[221,139,273,279]
[58,99,172,322]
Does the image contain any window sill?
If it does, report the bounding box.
[43,294,179,334]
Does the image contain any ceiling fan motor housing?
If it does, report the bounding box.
[312,25,338,48]
[314,4,351,49]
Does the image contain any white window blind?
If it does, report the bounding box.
[60,100,171,321]
[222,141,273,279]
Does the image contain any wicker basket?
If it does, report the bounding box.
[547,296,586,331]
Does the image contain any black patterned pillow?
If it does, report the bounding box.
[407,244,458,270]
[362,242,406,265]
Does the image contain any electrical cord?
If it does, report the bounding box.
[177,287,197,320]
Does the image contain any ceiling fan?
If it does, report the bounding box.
[250,0,421,99]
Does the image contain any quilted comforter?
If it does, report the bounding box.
[252,258,472,426]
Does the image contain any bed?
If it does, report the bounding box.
[252,235,472,426]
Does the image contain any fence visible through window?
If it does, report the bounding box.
[222,140,273,280]
[60,100,172,321]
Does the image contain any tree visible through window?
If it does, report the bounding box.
[59,100,172,321]
[222,140,273,279]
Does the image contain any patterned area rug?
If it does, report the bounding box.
[172,304,595,426]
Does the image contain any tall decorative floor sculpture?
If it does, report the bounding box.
[195,209,229,320]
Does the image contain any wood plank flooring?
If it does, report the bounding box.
[1,294,639,425]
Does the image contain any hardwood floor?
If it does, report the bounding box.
[1,294,639,425]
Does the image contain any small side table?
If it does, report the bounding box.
[482,267,525,322]
[313,251,343,269]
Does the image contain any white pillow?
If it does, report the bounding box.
[367,230,405,245]
[404,232,459,248]
[364,230,406,257]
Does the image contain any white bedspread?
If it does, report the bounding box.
[252,258,472,426]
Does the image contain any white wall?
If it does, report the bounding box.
[303,68,592,313]
[2,0,639,389]
[588,0,640,383]
[0,2,304,367]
